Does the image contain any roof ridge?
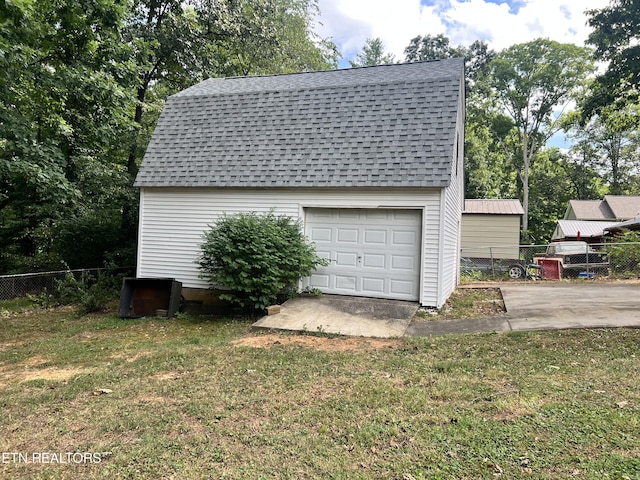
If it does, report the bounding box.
[171,75,461,100]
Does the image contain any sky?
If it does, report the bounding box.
[313,0,612,148]
[314,0,611,67]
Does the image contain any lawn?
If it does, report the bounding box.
[1,299,639,479]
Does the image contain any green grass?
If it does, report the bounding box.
[414,287,505,321]
[1,304,639,479]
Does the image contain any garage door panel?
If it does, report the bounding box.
[310,227,332,242]
[393,210,420,222]
[309,273,330,288]
[336,252,358,267]
[305,208,421,301]
[391,255,415,271]
[336,275,357,290]
[364,229,387,244]
[363,253,386,268]
[390,279,415,295]
[362,277,385,293]
[392,230,418,246]
[363,210,388,221]
[337,211,360,220]
[337,228,359,243]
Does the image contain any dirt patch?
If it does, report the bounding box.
[109,350,154,363]
[19,367,91,383]
[0,365,92,387]
[150,371,182,381]
[22,355,50,367]
[0,355,93,386]
[232,333,402,352]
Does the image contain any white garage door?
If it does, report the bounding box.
[305,208,422,301]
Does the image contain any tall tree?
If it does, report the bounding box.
[403,34,500,201]
[0,0,337,273]
[583,0,640,117]
[349,37,395,67]
[0,0,135,272]
[404,34,465,62]
[489,39,594,235]
[526,149,603,243]
[567,106,640,195]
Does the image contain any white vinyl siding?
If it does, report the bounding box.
[137,187,444,306]
[461,214,521,259]
[436,91,465,307]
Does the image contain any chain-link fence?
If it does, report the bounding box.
[0,267,135,300]
[461,242,640,280]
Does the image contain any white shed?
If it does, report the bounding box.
[134,59,466,308]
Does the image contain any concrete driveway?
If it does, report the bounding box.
[406,282,640,336]
[255,283,640,338]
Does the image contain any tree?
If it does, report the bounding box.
[124,0,338,175]
[527,149,605,243]
[583,0,640,116]
[403,34,500,201]
[0,0,337,273]
[567,106,640,195]
[488,39,594,236]
[404,34,465,62]
[349,37,395,67]
[0,0,135,272]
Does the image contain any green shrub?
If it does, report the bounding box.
[52,269,121,313]
[198,212,329,311]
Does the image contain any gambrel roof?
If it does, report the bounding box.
[135,58,465,189]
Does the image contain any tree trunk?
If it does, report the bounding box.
[522,132,529,235]
[127,84,147,178]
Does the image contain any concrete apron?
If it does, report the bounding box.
[253,295,419,338]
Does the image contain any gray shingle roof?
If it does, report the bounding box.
[565,197,640,220]
[603,195,640,219]
[565,200,614,220]
[135,59,464,188]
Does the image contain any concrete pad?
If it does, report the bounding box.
[500,283,640,332]
[253,295,418,338]
[406,283,640,337]
[405,316,511,336]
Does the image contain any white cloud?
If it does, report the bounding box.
[315,0,611,63]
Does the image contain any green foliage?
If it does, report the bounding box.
[198,212,329,311]
[489,38,595,233]
[51,269,122,313]
[584,0,640,116]
[404,35,494,93]
[0,0,337,274]
[606,231,640,277]
[568,106,640,196]
[350,37,395,67]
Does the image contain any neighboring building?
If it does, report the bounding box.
[557,196,640,243]
[134,59,466,308]
[551,220,621,243]
[461,199,524,259]
[604,217,640,236]
[564,196,640,221]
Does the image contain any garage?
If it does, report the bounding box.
[305,208,422,301]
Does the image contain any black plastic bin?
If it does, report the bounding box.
[118,278,182,318]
